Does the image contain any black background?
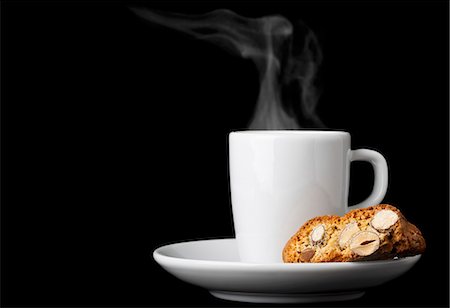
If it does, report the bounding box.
[2,1,449,307]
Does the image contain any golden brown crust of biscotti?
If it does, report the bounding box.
[282,204,426,263]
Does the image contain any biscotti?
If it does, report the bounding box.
[282,204,426,263]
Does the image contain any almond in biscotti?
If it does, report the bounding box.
[349,231,380,257]
[370,209,399,231]
[309,224,326,246]
[338,222,360,249]
[299,248,315,262]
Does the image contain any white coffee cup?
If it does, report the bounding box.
[229,130,388,263]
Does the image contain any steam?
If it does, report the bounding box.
[132,8,324,129]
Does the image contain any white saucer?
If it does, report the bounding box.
[153,238,421,303]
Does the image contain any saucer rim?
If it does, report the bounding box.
[153,238,421,270]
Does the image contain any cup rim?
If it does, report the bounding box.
[230,129,349,136]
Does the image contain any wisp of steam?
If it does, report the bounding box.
[132,8,324,129]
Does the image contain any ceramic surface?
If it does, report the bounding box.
[229,131,388,263]
[153,238,420,303]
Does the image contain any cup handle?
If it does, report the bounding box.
[349,149,388,210]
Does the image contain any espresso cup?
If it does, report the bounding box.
[229,130,388,263]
